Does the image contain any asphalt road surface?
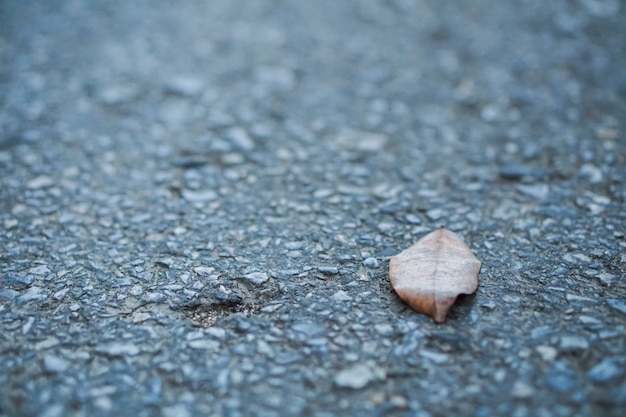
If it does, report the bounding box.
[1,1,625,416]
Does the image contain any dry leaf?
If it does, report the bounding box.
[389,227,481,323]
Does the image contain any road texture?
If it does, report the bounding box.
[1,1,625,416]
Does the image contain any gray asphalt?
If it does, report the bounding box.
[1,1,625,416]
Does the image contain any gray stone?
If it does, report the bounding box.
[363,257,379,268]
[419,350,449,364]
[17,286,48,303]
[26,175,54,189]
[588,358,623,383]
[331,290,352,301]
[193,266,215,276]
[535,345,557,362]
[579,163,603,183]
[43,355,70,373]
[38,404,65,417]
[292,322,326,337]
[97,342,140,357]
[182,189,218,203]
[563,253,592,264]
[405,214,422,225]
[256,340,274,356]
[188,339,220,350]
[204,327,227,340]
[6,274,34,286]
[143,292,166,303]
[392,333,422,357]
[499,164,544,180]
[165,76,204,96]
[0,288,20,301]
[334,363,384,389]
[481,301,497,310]
[578,315,602,325]
[546,362,577,392]
[559,335,589,352]
[162,404,191,417]
[425,209,444,221]
[221,153,244,165]
[254,66,295,91]
[238,272,269,284]
[97,83,139,105]
[607,299,626,315]
[34,337,60,350]
[334,129,388,152]
[318,266,339,275]
[28,265,50,275]
[516,184,550,200]
[596,273,616,285]
[374,323,394,336]
[284,241,305,250]
[512,381,535,399]
[226,127,255,151]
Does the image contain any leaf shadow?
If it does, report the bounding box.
[447,292,478,319]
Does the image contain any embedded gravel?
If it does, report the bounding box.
[1,1,625,417]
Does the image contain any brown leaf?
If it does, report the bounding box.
[389,227,481,323]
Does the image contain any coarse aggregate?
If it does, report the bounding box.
[1,1,625,416]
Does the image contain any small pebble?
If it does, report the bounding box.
[188,339,220,350]
[331,290,352,301]
[588,358,623,383]
[607,299,626,315]
[318,265,339,275]
[335,363,381,389]
[43,355,70,373]
[182,189,218,203]
[405,214,422,225]
[205,327,227,340]
[193,266,214,276]
[38,404,64,417]
[29,265,50,275]
[559,335,589,352]
[516,184,550,200]
[363,257,379,268]
[284,241,305,250]
[579,163,603,183]
[34,337,60,350]
[26,175,54,189]
[425,209,443,221]
[512,381,535,399]
[164,75,204,96]
[226,127,255,151]
[419,350,449,364]
[334,128,388,152]
[17,286,48,303]
[0,288,20,301]
[238,272,269,285]
[499,164,542,180]
[481,301,497,310]
[546,362,576,392]
[98,83,139,105]
[97,342,140,357]
[563,253,592,264]
[374,324,394,336]
[6,274,34,286]
[578,316,602,325]
[162,404,191,417]
[536,345,557,362]
[596,273,615,286]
